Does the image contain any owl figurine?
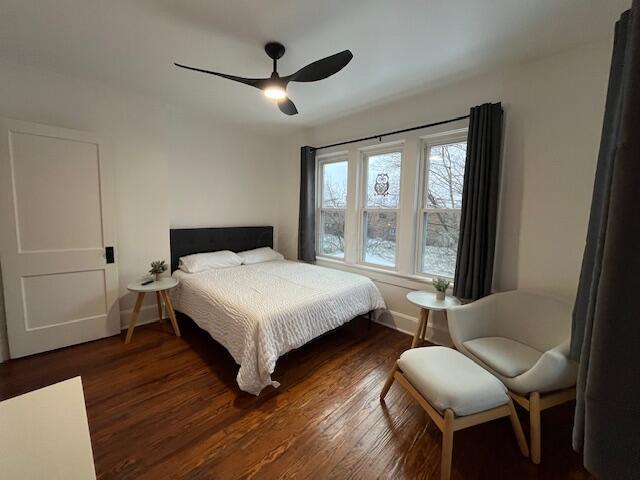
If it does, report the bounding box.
[374,173,389,196]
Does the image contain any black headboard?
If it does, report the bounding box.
[170,226,273,272]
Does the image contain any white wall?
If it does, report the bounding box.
[278,39,613,338]
[0,60,291,360]
[167,115,284,229]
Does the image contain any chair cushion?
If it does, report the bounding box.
[397,346,508,416]
[463,336,543,378]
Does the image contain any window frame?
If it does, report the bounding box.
[415,130,468,279]
[358,143,404,271]
[316,153,349,260]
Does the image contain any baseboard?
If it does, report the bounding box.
[119,304,162,330]
[374,310,417,336]
[118,306,450,341]
[374,309,452,346]
[119,307,419,335]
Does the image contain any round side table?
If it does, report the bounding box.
[406,291,460,348]
[125,277,180,344]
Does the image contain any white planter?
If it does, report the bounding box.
[436,290,446,301]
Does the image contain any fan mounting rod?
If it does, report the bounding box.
[265,42,285,73]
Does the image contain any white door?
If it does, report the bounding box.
[0,118,119,358]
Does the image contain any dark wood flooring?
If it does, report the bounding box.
[0,315,590,479]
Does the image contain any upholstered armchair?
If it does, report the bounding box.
[447,291,578,464]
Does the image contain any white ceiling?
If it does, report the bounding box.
[0,0,630,133]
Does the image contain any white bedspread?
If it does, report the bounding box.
[170,260,386,395]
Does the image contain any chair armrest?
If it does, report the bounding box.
[516,339,578,393]
[447,295,497,347]
[549,338,571,357]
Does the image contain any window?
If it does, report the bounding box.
[314,126,468,287]
[361,149,402,268]
[419,138,467,278]
[317,158,348,258]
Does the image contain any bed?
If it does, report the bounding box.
[169,226,386,395]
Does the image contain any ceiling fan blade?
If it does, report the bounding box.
[286,50,353,83]
[278,97,298,116]
[174,63,268,90]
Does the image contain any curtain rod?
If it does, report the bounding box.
[312,114,470,151]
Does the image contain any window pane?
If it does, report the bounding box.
[425,142,466,208]
[363,211,397,267]
[320,210,345,258]
[322,161,348,208]
[366,151,401,208]
[421,211,461,277]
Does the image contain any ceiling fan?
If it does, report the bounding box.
[174,42,353,116]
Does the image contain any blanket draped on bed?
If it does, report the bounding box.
[171,261,386,395]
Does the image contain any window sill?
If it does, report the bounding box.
[315,256,441,291]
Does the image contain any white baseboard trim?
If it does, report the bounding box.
[118,308,420,335]
[374,309,452,346]
[119,304,162,331]
[118,306,451,343]
[374,310,417,336]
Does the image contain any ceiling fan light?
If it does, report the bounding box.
[264,86,286,100]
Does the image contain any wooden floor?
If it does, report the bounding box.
[0,315,590,479]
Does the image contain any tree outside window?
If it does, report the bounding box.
[318,159,347,258]
[420,140,467,277]
[362,150,402,267]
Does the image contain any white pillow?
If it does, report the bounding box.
[178,250,242,273]
[237,247,284,265]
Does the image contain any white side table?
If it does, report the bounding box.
[406,291,460,348]
[126,277,180,344]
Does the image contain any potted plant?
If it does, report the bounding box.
[433,277,450,301]
[149,260,168,281]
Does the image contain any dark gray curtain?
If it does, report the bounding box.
[571,4,640,479]
[298,146,316,262]
[453,102,503,300]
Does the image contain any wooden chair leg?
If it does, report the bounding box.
[155,291,164,323]
[380,363,398,400]
[441,409,455,480]
[530,392,541,464]
[125,292,145,344]
[161,290,181,337]
[507,399,530,457]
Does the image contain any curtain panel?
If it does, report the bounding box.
[453,102,503,300]
[570,3,640,479]
[298,146,316,262]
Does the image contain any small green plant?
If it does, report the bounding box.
[433,277,450,292]
[149,260,167,278]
